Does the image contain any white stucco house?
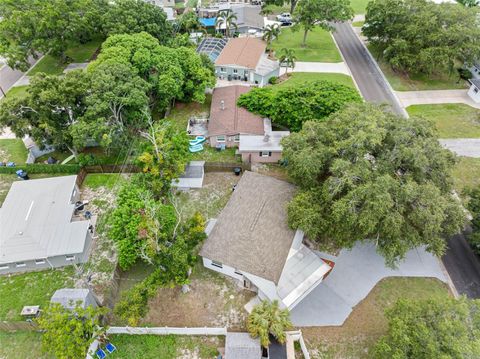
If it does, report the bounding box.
[200,171,331,311]
[0,176,93,274]
[467,78,480,103]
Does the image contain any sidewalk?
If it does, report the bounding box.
[396,89,480,109]
[279,61,350,76]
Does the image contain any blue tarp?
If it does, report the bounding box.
[199,17,216,27]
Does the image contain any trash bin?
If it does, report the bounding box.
[15,169,29,180]
[233,167,241,176]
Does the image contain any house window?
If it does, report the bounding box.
[260,151,272,157]
[35,259,46,265]
[233,69,238,74]
[16,262,26,268]
[220,67,227,73]
[0,265,9,270]
[234,134,240,142]
[234,270,242,276]
[217,135,226,143]
[475,87,479,94]
[65,255,75,261]
[211,260,223,269]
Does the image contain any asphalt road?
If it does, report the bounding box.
[332,21,480,298]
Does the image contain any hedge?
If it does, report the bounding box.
[0,164,81,174]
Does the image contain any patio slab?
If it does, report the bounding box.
[291,242,447,326]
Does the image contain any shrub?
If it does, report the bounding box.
[0,163,81,174]
[77,153,99,167]
[268,76,278,85]
[458,67,472,81]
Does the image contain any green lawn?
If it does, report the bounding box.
[352,20,365,27]
[275,72,356,90]
[107,335,221,359]
[0,139,28,164]
[83,173,122,189]
[407,104,480,138]
[0,267,75,321]
[35,147,131,165]
[271,27,342,62]
[191,146,240,163]
[166,96,212,131]
[351,0,371,14]
[28,38,103,76]
[303,277,450,359]
[452,157,480,194]
[0,331,52,359]
[368,45,468,91]
[5,85,29,101]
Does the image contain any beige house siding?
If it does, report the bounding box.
[241,151,282,163]
[209,135,240,148]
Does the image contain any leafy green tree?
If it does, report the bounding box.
[216,10,238,38]
[100,0,172,44]
[237,80,361,131]
[282,103,465,266]
[293,0,353,47]
[263,24,281,49]
[247,300,293,348]
[176,11,206,35]
[36,303,107,359]
[373,297,480,358]
[0,71,94,157]
[137,120,191,195]
[457,0,478,7]
[279,48,297,74]
[86,61,151,145]
[108,182,177,270]
[0,0,107,70]
[364,0,480,74]
[465,187,480,254]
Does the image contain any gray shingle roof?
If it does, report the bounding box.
[200,171,297,283]
[0,176,89,264]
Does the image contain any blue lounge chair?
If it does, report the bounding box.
[96,348,106,359]
[105,342,117,354]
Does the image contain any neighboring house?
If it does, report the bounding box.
[208,85,289,162]
[145,0,175,7]
[22,136,54,164]
[198,36,279,86]
[0,176,92,274]
[468,79,480,103]
[469,62,480,80]
[198,4,265,33]
[50,288,98,310]
[171,161,205,189]
[200,171,331,310]
[209,85,289,163]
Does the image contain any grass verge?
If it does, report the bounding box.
[272,27,342,62]
[407,104,480,138]
[275,72,356,90]
[4,85,29,101]
[350,0,371,14]
[452,157,480,194]
[0,266,75,321]
[82,173,122,189]
[303,277,450,359]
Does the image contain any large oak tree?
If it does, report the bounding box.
[282,103,465,265]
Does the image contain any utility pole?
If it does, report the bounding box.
[0,85,6,98]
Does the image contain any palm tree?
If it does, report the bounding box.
[215,10,238,38]
[262,24,281,49]
[279,48,297,75]
[247,300,293,348]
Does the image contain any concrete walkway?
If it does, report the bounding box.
[439,139,480,158]
[290,242,447,326]
[279,61,351,76]
[396,89,480,109]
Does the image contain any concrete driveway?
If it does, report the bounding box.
[290,243,447,326]
[439,139,480,158]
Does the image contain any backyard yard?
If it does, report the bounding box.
[407,104,480,138]
[107,334,223,359]
[451,157,480,195]
[0,266,75,321]
[0,331,52,359]
[302,277,450,359]
[271,27,342,63]
[0,138,28,164]
[28,37,103,76]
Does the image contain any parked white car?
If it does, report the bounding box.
[276,12,292,23]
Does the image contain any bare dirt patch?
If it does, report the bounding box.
[142,264,255,330]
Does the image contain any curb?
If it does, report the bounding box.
[438,257,460,298]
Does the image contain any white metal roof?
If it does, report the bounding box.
[0,176,89,264]
[225,332,261,359]
[239,131,290,152]
[51,288,97,310]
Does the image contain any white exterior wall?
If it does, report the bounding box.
[469,65,480,80]
[202,257,245,283]
[468,84,480,103]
